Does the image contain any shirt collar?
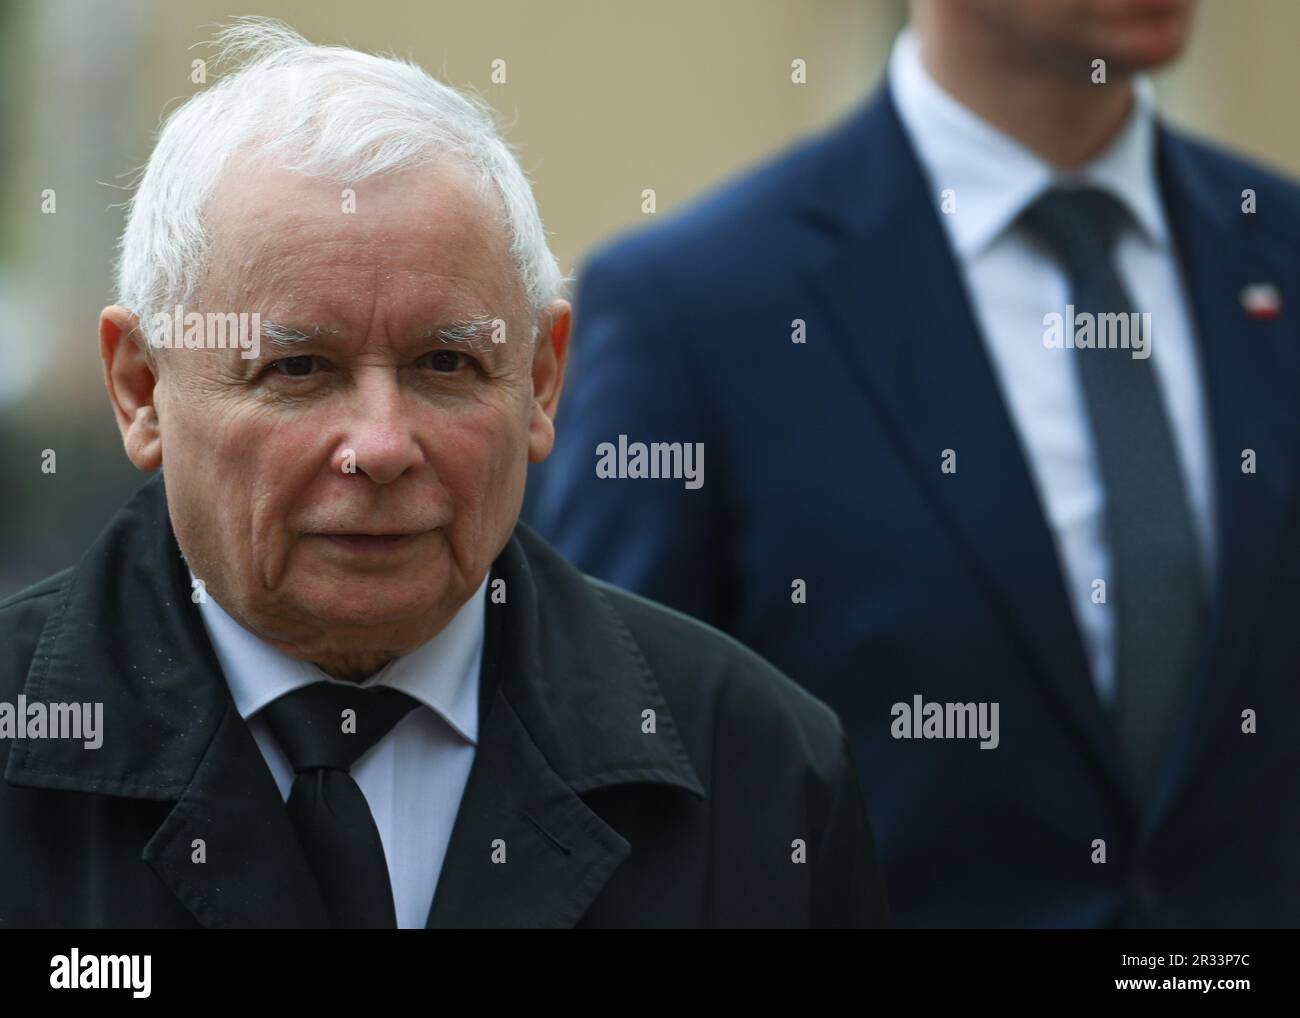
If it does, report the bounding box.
[194,572,487,746]
[887,26,1168,259]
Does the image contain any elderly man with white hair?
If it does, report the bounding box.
[0,19,887,928]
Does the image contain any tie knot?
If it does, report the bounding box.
[1020,186,1130,279]
[261,682,418,773]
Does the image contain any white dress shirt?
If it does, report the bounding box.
[194,573,487,929]
[887,28,1216,703]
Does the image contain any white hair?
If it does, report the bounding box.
[115,17,567,350]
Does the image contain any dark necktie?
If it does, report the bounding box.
[1020,186,1208,807]
[261,682,419,927]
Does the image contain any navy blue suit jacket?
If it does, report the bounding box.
[528,86,1300,927]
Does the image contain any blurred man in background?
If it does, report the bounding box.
[531,0,1300,926]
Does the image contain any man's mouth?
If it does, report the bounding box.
[311,530,436,554]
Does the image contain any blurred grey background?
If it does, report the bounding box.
[3,0,1298,598]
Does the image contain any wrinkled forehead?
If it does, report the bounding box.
[196,150,523,322]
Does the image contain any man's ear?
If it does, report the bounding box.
[99,305,163,471]
[527,299,572,464]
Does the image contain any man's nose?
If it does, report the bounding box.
[332,374,424,485]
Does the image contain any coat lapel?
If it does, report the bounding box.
[140,704,331,928]
[428,526,706,928]
[4,472,330,927]
[424,695,633,928]
[798,88,1124,799]
[1138,128,1300,835]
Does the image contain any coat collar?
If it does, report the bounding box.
[5,471,703,926]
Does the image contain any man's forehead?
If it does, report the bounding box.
[204,152,508,257]
[198,154,522,315]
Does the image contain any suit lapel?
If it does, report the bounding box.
[799,89,1124,797]
[1138,129,1300,834]
[4,472,331,927]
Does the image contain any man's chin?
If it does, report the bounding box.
[1102,13,1195,72]
[286,571,457,637]
[1120,38,1190,73]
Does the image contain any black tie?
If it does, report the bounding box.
[1020,186,1208,807]
[261,682,419,927]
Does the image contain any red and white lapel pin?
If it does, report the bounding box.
[1240,283,1282,320]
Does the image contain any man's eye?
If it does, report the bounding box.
[270,355,319,377]
[424,350,471,373]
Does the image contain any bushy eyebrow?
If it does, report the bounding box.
[419,316,502,353]
[259,317,502,354]
[261,321,335,352]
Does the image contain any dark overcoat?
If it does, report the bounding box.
[0,473,888,928]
